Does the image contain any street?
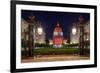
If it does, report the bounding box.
[21,55,90,63]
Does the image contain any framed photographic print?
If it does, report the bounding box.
[10,0,97,72]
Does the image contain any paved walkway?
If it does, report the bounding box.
[21,55,90,63]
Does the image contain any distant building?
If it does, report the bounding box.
[21,18,29,40]
[53,22,63,48]
[21,18,46,45]
[70,21,90,44]
[49,40,53,45]
[49,39,68,46]
[63,39,68,45]
[34,22,46,44]
[49,22,68,47]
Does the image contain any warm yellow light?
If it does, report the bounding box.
[49,42,53,45]
[54,32,58,36]
[72,27,77,35]
[86,38,89,41]
[37,27,43,35]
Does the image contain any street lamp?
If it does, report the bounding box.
[37,27,43,35]
[26,15,36,57]
[72,27,77,35]
[78,16,85,56]
[71,16,86,56]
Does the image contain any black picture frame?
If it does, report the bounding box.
[10,0,97,73]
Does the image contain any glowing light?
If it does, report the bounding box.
[72,27,77,35]
[37,27,43,35]
[86,38,89,41]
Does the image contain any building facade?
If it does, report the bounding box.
[21,18,46,46]
[70,21,90,44]
[53,22,63,48]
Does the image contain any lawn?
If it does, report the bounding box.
[34,47,79,55]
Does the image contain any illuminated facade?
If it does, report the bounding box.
[53,22,63,48]
[21,18,45,44]
[70,21,90,44]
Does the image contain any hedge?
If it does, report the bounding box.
[34,48,79,55]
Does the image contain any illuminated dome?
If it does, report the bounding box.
[53,22,63,48]
[53,23,63,36]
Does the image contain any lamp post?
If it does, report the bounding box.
[79,16,85,56]
[37,27,43,45]
[72,16,85,56]
[27,16,36,57]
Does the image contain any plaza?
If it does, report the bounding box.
[22,55,90,63]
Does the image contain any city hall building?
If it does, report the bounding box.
[53,22,63,48]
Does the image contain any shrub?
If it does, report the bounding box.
[34,48,79,55]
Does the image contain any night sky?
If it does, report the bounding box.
[21,10,90,40]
